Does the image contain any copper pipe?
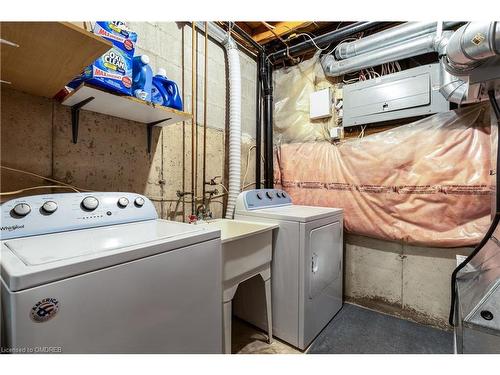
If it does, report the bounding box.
[194,26,199,214]
[191,22,197,215]
[202,22,208,206]
[181,25,186,221]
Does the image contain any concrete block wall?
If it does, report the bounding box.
[345,234,473,329]
[1,22,259,221]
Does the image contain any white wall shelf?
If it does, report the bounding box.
[61,84,192,154]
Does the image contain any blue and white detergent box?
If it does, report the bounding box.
[68,22,136,95]
[92,21,137,57]
[68,46,133,95]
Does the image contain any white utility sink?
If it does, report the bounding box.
[198,219,278,282]
[196,218,278,353]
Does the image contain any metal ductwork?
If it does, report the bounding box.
[444,22,500,76]
[439,63,469,103]
[321,21,500,104]
[335,21,460,60]
[322,31,449,77]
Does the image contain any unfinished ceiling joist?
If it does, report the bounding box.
[252,22,311,44]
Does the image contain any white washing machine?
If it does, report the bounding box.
[0,192,222,354]
[233,189,343,350]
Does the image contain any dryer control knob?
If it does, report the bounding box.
[13,203,31,217]
[117,197,129,208]
[82,196,99,211]
[256,192,263,200]
[266,191,274,199]
[41,201,58,214]
[135,197,145,207]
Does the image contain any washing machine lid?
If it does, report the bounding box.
[1,220,220,291]
[236,205,342,222]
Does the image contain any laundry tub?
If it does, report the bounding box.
[197,219,278,353]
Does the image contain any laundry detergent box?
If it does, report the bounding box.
[68,46,133,95]
[67,21,136,95]
[92,21,137,57]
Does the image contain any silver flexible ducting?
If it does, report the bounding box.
[322,32,448,77]
[321,22,500,104]
[335,21,460,60]
[439,63,469,103]
[445,22,500,75]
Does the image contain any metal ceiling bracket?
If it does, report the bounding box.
[70,96,95,144]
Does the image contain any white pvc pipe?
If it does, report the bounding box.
[225,39,242,219]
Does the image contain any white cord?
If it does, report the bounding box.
[217,183,229,193]
[241,145,265,190]
[358,125,367,138]
[289,33,333,52]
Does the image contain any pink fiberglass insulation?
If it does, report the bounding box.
[274,104,493,247]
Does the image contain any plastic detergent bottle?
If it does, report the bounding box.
[151,68,183,110]
[132,55,153,101]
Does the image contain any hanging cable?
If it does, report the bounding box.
[1,165,92,192]
[0,185,80,196]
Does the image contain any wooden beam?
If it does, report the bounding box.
[252,22,310,44]
[235,22,254,36]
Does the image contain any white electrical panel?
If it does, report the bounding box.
[310,88,332,120]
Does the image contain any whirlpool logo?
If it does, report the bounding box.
[1,224,24,232]
[31,298,60,323]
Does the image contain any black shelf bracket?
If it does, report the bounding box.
[147,118,171,155]
[70,96,95,144]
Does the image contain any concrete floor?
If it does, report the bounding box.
[232,318,301,354]
[232,303,453,354]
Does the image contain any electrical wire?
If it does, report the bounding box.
[243,180,267,190]
[1,165,93,192]
[358,125,367,138]
[0,185,80,196]
[241,145,265,190]
[217,183,229,193]
[287,32,335,52]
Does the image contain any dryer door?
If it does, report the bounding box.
[309,221,342,299]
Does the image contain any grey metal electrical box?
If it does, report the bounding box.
[342,63,449,127]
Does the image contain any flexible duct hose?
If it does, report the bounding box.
[225,38,242,218]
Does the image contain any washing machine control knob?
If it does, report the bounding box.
[134,197,145,207]
[117,197,129,208]
[266,191,274,199]
[13,203,31,217]
[81,196,99,211]
[41,201,58,214]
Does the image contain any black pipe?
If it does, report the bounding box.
[268,21,387,64]
[255,53,263,189]
[263,60,274,188]
[448,90,500,327]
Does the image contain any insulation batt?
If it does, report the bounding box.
[274,104,492,247]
